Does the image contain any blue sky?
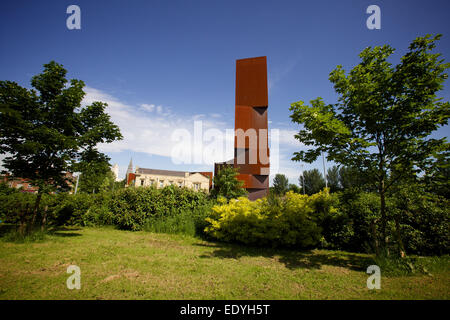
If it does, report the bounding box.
[1,0,449,184]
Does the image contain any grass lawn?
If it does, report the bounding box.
[0,226,448,300]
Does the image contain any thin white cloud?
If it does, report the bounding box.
[0,87,308,180]
[140,103,155,112]
[268,58,300,90]
[81,86,306,168]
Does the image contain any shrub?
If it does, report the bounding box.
[0,192,36,232]
[204,190,334,248]
[143,202,213,237]
[321,190,382,252]
[109,186,209,231]
[391,185,449,256]
[320,187,450,256]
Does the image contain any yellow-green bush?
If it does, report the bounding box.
[204,190,336,248]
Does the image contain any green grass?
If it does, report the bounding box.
[0,226,448,299]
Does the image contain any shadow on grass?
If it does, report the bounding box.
[196,241,374,272]
[47,226,83,238]
[0,224,83,240]
[49,231,83,237]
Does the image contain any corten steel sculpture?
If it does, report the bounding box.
[215,56,270,200]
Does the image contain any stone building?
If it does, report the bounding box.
[127,167,212,193]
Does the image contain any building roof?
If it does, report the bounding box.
[136,168,186,177]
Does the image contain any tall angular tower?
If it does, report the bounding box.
[234,56,270,200]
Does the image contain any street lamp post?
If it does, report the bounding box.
[74,173,80,194]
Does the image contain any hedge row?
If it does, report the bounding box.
[0,185,210,232]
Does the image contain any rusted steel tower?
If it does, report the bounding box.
[214,56,270,200]
[234,56,270,200]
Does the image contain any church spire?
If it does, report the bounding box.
[126,158,133,177]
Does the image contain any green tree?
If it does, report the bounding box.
[272,174,289,195]
[290,35,449,255]
[211,166,247,200]
[0,61,122,230]
[327,165,341,193]
[288,183,301,194]
[302,169,325,195]
[339,166,365,190]
[422,150,450,198]
[74,149,112,194]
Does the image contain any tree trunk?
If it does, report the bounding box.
[41,205,48,231]
[394,214,406,258]
[371,220,379,257]
[379,180,387,255]
[30,192,42,231]
[19,203,29,236]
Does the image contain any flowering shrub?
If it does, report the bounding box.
[204,190,336,248]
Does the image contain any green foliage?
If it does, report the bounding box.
[290,34,450,251]
[326,165,340,193]
[372,254,449,277]
[422,150,450,198]
[0,182,18,196]
[390,184,449,256]
[144,204,213,237]
[108,186,209,231]
[0,192,36,227]
[320,190,381,252]
[0,61,122,232]
[210,166,247,200]
[50,193,99,226]
[204,190,335,248]
[302,169,325,195]
[73,151,113,194]
[288,184,301,194]
[1,185,211,233]
[339,166,369,190]
[320,187,449,256]
[1,228,47,243]
[272,174,289,195]
[0,61,122,192]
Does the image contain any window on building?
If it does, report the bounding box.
[178,181,183,187]
[169,181,174,186]
[194,183,200,190]
[140,179,145,186]
[159,180,164,188]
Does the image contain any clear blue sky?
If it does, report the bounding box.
[1,0,449,184]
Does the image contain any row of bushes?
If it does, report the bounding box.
[0,185,211,235]
[203,188,449,255]
[204,191,331,247]
[1,182,448,256]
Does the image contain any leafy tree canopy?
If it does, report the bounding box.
[0,61,122,226]
[290,34,449,252]
[211,166,247,200]
[272,174,289,195]
[301,169,325,195]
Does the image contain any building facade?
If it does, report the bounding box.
[0,172,75,193]
[128,167,211,193]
